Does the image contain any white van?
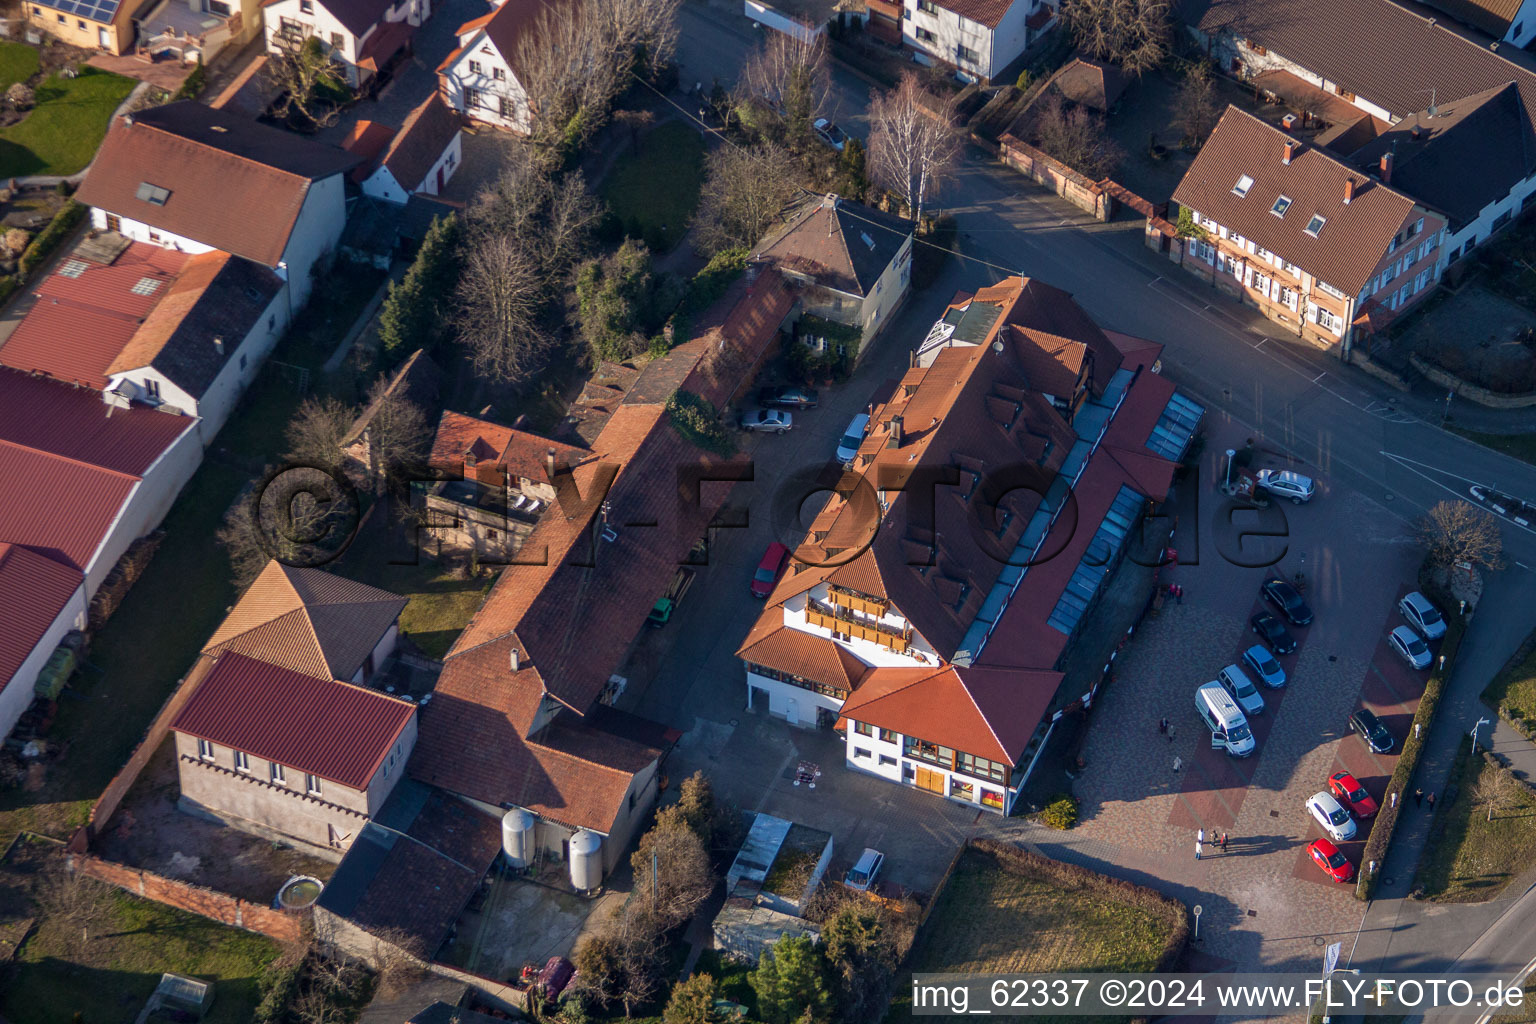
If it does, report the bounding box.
[1196,681,1256,757]
[1217,664,1265,716]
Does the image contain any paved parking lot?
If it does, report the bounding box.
[1064,413,1429,970]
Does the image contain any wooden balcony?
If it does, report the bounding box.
[806,601,910,654]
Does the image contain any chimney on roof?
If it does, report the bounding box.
[1380,151,1394,184]
[510,648,521,671]
[1282,140,1299,165]
[1410,122,1423,140]
[545,447,557,480]
[1343,177,1356,204]
[887,416,904,449]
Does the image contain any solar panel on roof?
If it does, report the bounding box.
[129,277,162,296]
[57,260,88,278]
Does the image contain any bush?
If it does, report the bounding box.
[1016,69,1033,90]
[1356,580,1470,900]
[684,246,749,315]
[19,199,85,278]
[666,389,735,456]
[172,58,206,101]
[911,215,956,290]
[1039,793,1079,830]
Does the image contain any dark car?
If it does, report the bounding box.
[759,385,820,409]
[1349,708,1394,754]
[1262,577,1314,626]
[1249,611,1297,655]
[751,542,791,598]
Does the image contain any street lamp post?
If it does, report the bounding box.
[1472,717,1492,754]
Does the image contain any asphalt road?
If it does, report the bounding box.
[667,0,1536,982]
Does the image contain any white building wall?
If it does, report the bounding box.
[842,724,1010,813]
[184,289,290,442]
[362,713,417,817]
[987,0,1033,81]
[1440,175,1536,271]
[1507,0,1536,44]
[742,0,826,43]
[360,166,410,205]
[746,668,843,727]
[91,209,217,256]
[80,421,202,596]
[441,39,531,133]
[1204,33,1393,123]
[904,2,997,80]
[279,173,347,309]
[415,130,462,195]
[858,237,913,342]
[0,582,87,740]
[780,590,942,668]
[263,0,367,85]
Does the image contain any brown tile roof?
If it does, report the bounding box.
[464,0,576,76]
[1182,0,1536,136]
[737,620,871,692]
[1053,57,1128,111]
[263,0,392,37]
[171,651,415,790]
[75,102,360,269]
[932,0,1013,29]
[562,360,643,445]
[105,252,283,399]
[202,561,407,681]
[756,195,913,297]
[357,17,414,72]
[0,544,81,698]
[841,664,1063,763]
[1172,106,1421,295]
[341,120,397,183]
[380,95,461,192]
[1419,0,1522,36]
[679,274,797,408]
[428,410,590,486]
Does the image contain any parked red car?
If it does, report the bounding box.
[1309,838,1356,883]
[1328,771,1379,818]
[751,542,791,598]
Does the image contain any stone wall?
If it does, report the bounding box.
[998,134,1111,221]
[72,853,307,944]
[1409,354,1536,408]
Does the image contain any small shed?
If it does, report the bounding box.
[1052,58,1129,112]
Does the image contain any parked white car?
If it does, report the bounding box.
[1256,469,1315,503]
[1388,625,1433,670]
[1307,791,1357,842]
[836,413,870,466]
[844,848,884,890]
[814,117,848,151]
[1399,590,1447,640]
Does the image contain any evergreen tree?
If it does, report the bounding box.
[380,213,460,357]
[751,935,833,1024]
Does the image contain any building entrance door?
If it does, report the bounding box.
[914,766,945,793]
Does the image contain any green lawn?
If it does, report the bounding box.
[886,843,1185,1023]
[600,120,707,253]
[1415,737,1536,902]
[0,41,40,94]
[1484,629,1536,733]
[1450,426,1536,469]
[0,67,136,177]
[1,871,279,1024]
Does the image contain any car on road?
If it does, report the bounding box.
[1308,838,1357,883]
[1256,469,1316,504]
[1328,771,1378,818]
[1262,577,1313,626]
[738,408,793,434]
[758,385,819,409]
[751,542,790,598]
[1249,611,1297,655]
[836,412,870,466]
[1242,644,1287,688]
[1399,590,1447,640]
[844,848,884,891]
[1218,664,1265,716]
[1349,708,1395,754]
[814,117,848,151]
[1388,624,1433,670]
[1307,791,1358,842]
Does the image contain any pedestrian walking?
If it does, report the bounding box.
[1167,724,1176,743]
[1221,832,1228,853]
[1414,787,1424,808]
[1427,791,1436,812]
[1174,584,1184,605]
[1196,830,1205,861]
[1173,756,1183,772]
[1195,839,1202,860]
[1159,717,1169,735]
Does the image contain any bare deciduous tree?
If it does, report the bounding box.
[574,908,668,1019]
[739,32,831,142]
[692,143,800,253]
[1474,762,1525,822]
[263,36,346,130]
[1172,63,1218,147]
[1418,500,1505,571]
[1059,0,1172,75]
[361,374,430,487]
[630,819,714,930]
[285,395,355,467]
[36,862,110,965]
[1032,92,1124,179]
[868,71,961,222]
[217,467,359,587]
[455,234,554,384]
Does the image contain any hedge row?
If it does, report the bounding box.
[1355,589,1471,901]
[19,199,86,278]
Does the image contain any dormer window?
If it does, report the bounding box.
[1271,195,1292,218]
[464,448,477,469]
[1304,214,1326,237]
[1232,174,1254,197]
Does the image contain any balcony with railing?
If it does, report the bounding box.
[805,597,911,654]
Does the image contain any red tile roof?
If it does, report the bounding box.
[0,242,189,389]
[357,17,414,72]
[1173,107,1422,296]
[841,664,1062,764]
[76,102,359,269]
[473,0,576,76]
[379,94,461,192]
[0,544,82,699]
[932,0,1013,30]
[428,410,591,486]
[172,651,415,790]
[342,120,398,183]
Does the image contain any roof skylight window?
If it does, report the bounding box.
[1271,195,1293,217]
[135,182,171,206]
[1232,174,1254,197]
[1304,214,1327,237]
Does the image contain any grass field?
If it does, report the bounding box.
[0,843,279,1024]
[1415,737,1536,902]
[0,41,40,93]
[1482,629,1536,732]
[1449,426,1536,469]
[0,67,136,177]
[600,120,706,253]
[886,843,1185,1022]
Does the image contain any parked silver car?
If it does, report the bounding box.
[1398,590,1447,640]
[1307,791,1358,842]
[1388,625,1432,670]
[1256,469,1315,503]
[738,408,793,434]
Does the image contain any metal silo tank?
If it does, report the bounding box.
[501,808,535,868]
[568,829,603,890]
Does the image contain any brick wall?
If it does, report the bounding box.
[73,853,306,945]
[998,134,1111,221]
